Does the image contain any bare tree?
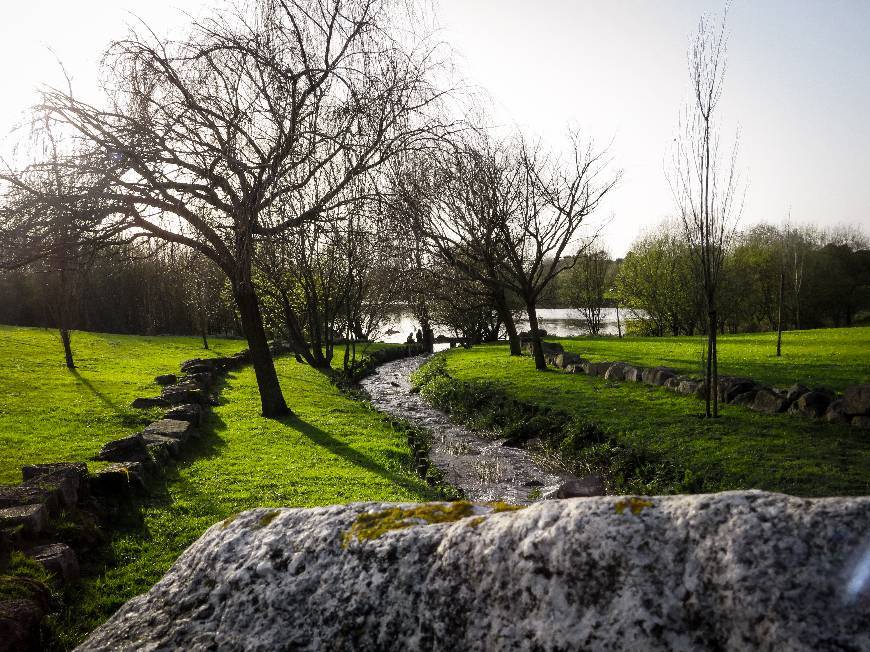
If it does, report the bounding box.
[496,134,618,370]
[27,0,448,416]
[668,9,742,417]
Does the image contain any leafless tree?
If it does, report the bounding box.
[668,9,742,417]
[495,134,618,370]
[26,0,449,416]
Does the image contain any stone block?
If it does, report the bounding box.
[603,363,627,381]
[131,396,168,409]
[97,433,151,463]
[26,543,80,583]
[21,462,88,509]
[0,504,48,536]
[155,374,178,386]
[143,419,194,442]
[751,389,789,414]
[843,384,870,416]
[164,403,203,426]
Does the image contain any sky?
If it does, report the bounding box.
[0,0,868,255]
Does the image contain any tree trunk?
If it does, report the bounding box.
[616,304,622,338]
[526,300,547,371]
[776,269,784,357]
[235,287,290,417]
[60,328,75,369]
[704,314,713,418]
[493,289,521,355]
[711,310,719,418]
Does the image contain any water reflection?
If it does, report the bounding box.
[379,307,626,343]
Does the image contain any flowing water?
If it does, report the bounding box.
[360,355,573,504]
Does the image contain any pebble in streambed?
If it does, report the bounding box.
[360,355,576,505]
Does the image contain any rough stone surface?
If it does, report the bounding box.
[676,378,703,396]
[154,374,178,386]
[551,352,581,369]
[825,399,850,424]
[89,462,147,497]
[789,390,834,419]
[586,361,612,377]
[0,598,47,652]
[160,382,208,405]
[27,543,80,583]
[142,433,182,459]
[131,396,168,409]
[623,365,644,382]
[786,383,809,403]
[843,384,870,416]
[751,389,789,414]
[21,462,87,509]
[0,504,48,536]
[642,366,676,386]
[96,433,150,463]
[730,391,757,407]
[78,492,870,652]
[551,475,605,498]
[164,403,203,426]
[719,377,759,404]
[0,483,61,515]
[143,419,194,442]
[603,362,627,381]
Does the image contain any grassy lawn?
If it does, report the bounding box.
[0,325,248,484]
[441,335,870,497]
[23,342,435,648]
[554,326,870,391]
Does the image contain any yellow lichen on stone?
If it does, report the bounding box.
[257,510,281,529]
[343,502,478,547]
[487,501,525,514]
[220,513,240,530]
[614,497,654,515]
[467,516,486,528]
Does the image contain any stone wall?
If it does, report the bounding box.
[529,340,870,429]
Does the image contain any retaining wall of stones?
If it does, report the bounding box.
[525,340,870,429]
[0,342,294,649]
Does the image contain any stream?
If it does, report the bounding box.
[360,355,574,505]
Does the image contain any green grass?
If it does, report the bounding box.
[555,326,870,391]
[0,326,247,484]
[441,333,870,497]
[38,346,434,648]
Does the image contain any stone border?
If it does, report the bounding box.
[527,340,870,429]
[0,341,295,648]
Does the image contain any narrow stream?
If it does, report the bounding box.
[360,355,573,505]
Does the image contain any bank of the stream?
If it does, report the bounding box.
[28,347,438,649]
[421,342,870,497]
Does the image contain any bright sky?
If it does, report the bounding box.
[1,0,868,255]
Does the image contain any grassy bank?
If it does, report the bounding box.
[36,347,434,648]
[555,326,870,391]
[0,326,248,484]
[430,331,870,497]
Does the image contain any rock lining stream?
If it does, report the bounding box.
[361,355,574,504]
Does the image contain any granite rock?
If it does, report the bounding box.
[78,492,870,651]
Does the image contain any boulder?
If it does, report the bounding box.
[730,391,757,407]
[587,361,612,377]
[0,598,48,652]
[21,462,88,509]
[142,433,182,459]
[603,362,627,381]
[97,433,151,463]
[718,377,759,404]
[676,378,703,396]
[78,493,870,651]
[0,504,48,536]
[164,403,204,426]
[89,462,147,497]
[824,399,850,425]
[786,383,809,403]
[843,384,870,416]
[552,352,581,369]
[155,374,178,386]
[183,371,215,389]
[131,396,168,409]
[623,365,644,382]
[789,390,834,419]
[26,543,80,583]
[551,475,605,498]
[160,382,208,406]
[143,419,195,442]
[751,389,790,414]
[852,415,870,429]
[0,483,61,515]
[663,376,682,390]
[642,366,676,386]
[180,359,216,374]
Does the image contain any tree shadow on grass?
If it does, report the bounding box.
[280,413,434,499]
